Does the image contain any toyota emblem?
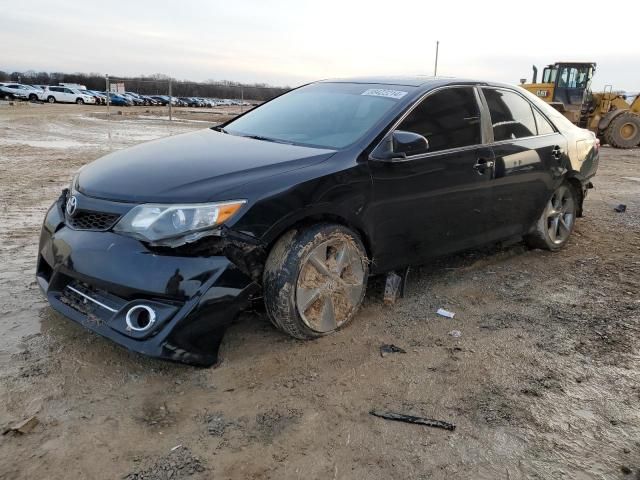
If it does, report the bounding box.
[66,195,78,216]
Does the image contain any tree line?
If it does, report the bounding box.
[0,70,291,101]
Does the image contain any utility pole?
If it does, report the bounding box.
[434,41,440,76]
[168,78,173,121]
[105,74,110,117]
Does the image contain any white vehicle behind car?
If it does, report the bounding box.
[39,86,96,104]
[0,83,30,100]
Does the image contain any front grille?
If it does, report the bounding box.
[66,211,120,231]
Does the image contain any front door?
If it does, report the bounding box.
[368,86,495,272]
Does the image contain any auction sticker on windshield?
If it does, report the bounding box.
[361,89,408,99]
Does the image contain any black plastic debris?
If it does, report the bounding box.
[380,344,407,357]
[370,410,456,431]
[614,204,627,213]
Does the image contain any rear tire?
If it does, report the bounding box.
[47,96,55,103]
[263,224,369,340]
[525,182,577,251]
[29,94,38,102]
[604,112,640,149]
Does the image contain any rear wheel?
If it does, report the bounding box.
[263,224,369,340]
[525,183,577,251]
[47,96,55,103]
[604,112,640,149]
[28,94,38,102]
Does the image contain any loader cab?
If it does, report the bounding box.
[543,62,596,106]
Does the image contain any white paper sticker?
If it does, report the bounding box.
[361,88,408,99]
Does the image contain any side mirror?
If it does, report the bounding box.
[371,130,429,161]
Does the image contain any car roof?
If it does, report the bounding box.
[317,75,516,91]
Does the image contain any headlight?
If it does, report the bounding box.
[113,200,246,245]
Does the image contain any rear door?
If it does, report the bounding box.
[49,86,63,101]
[480,87,567,238]
[368,86,495,271]
[63,88,76,102]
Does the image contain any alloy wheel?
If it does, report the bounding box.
[545,185,575,245]
[296,238,366,333]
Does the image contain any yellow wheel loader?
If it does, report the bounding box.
[522,62,640,148]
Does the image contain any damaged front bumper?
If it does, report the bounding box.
[36,192,260,366]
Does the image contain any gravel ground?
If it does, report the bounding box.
[0,103,639,480]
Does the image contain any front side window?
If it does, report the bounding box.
[224,82,410,149]
[483,88,537,141]
[395,87,481,153]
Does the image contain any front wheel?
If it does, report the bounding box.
[263,224,369,340]
[525,183,577,251]
[47,96,56,103]
[76,98,84,105]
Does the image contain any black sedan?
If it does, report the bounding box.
[37,77,599,366]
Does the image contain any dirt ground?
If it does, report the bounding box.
[0,103,639,480]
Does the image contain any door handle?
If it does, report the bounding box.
[552,145,563,160]
[473,158,494,173]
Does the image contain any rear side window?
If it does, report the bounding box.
[397,87,481,153]
[533,108,555,135]
[483,88,537,141]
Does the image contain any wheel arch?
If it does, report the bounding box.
[262,211,373,264]
[564,174,585,217]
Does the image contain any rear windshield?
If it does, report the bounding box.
[223,82,412,149]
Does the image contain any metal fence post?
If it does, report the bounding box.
[105,74,110,118]
[240,86,244,114]
[168,78,173,121]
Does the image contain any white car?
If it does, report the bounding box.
[0,83,30,100]
[39,86,96,104]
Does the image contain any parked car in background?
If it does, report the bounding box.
[140,94,158,106]
[0,83,30,100]
[81,90,106,105]
[119,93,143,106]
[39,86,96,104]
[150,95,170,106]
[104,92,132,106]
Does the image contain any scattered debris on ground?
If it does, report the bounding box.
[2,415,39,435]
[380,344,407,357]
[437,308,456,319]
[122,446,206,480]
[370,410,456,431]
[614,203,627,213]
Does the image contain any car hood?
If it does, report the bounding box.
[77,129,336,203]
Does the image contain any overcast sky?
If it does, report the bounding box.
[2,0,638,91]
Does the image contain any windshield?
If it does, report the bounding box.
[223,82,411,149]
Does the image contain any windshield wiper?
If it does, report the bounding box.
[241,134,293,145]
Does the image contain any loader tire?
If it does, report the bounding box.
[604,112,640,149]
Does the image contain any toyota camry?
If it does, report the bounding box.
[37,76,599,366]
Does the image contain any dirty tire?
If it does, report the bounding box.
[263,224,369,340]
[604,112,640,149]
[525,182,577,251]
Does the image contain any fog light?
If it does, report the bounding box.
[125,305,157,332]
